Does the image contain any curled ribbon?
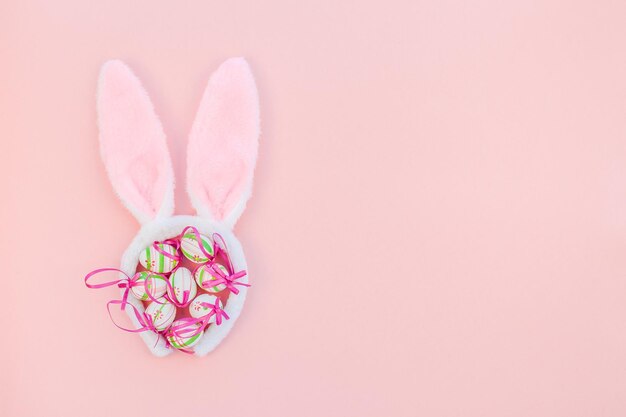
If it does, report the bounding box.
[151,241,182,263]
[152,226,214,263]
[180,226,216,261]
[212,233,231,267]
[85,225,249,352]
[106,299,159,334]
[149,227,249,295]
[212,233,250,294]
[106,300,164,348]
[84,268,157,309]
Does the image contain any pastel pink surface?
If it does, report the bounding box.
[2,1,626,417]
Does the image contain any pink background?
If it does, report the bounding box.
[2,1,626,416]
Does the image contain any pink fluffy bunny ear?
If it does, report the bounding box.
[187,58,260,229]
[97,60,175,224]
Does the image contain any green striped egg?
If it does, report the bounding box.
[139,243,179,273]
[130,271,167,301]
[180,232,214,263]
[194,263,228,294]
[166,320,203,349]
[144,298,176,332]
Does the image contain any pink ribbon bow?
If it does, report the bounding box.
[199,298,230,326]
[162,298,230,352]
[85,268,151,309]
[199,263,250,295]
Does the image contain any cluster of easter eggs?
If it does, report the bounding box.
[132,231,230,351]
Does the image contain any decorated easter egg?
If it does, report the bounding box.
[166,320,204,350]
[180,232,214,263]
[144,298,176,332]
[139,243,179,273]
[167,267,197,306]
[195,263,228,293]
[189,293,224,323]
[130,271,167,301]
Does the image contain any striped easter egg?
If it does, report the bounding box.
[194,263,228,294]
[180,232,214,263]
[144,298,176,332]
[189,293,223,323]
[167,267,197,306]
[130,271,167,301]
[166,320,204,350]
[139,243,179,273]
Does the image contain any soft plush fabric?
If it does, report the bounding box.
[187,58,260,230]
[96,59,259,356]
[97,60,175,224]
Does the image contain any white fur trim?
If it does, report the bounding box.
[119,215,248,357]
[187,175,253,230]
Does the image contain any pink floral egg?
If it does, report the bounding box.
[144,298,176,332]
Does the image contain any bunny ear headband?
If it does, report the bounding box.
[85,58,259,357]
